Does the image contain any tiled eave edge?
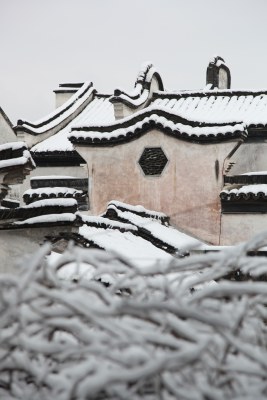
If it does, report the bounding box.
[109,63,164,109]
[154,88,267,100]
[221,191,267,201]
[79,214,138,234]
[0,216,81,231]
[0,201,78,223]
[23,190,85,205]
[15,82,95,134]
[107,201,169,223]
[220,186,267,213]
[15,83,96,148]
[69,108,247,146]
[103,204,177,255]
[31,150,85,167]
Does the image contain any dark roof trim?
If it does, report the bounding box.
[224,175,267,185]
[0,202,77,222]
[0,145,27,161]
[30,177,88,191]
[69,108,247,146]
[15,82,95,134]
[221,200,267,213]
[31,150,86,166]
[0,107,15,130]
[220,191,267,201]
[153,89,267,100]
[104,206,176,254]
[107,201,169,223]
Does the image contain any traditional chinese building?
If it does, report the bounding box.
[15,57,267,245]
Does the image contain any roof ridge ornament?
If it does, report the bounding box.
[110,62,164,120]
[206,55,231,90]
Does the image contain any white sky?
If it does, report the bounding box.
[1,0,267,124]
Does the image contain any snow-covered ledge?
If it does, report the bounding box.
[110,62,164,120]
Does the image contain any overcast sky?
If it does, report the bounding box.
[1,0,267,124]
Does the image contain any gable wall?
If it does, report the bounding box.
[0,110,16,144]
[76,130,238,244]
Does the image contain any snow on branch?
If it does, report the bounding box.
[2,232,267,398]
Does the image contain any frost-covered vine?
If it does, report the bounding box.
[1,232,267,399]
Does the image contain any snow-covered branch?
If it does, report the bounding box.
[1,233,267,399]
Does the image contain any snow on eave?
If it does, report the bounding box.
[15,81,96,135]
[24,198,78,208]
[0,150,35,170]
[14,213,77,226]
[108,201,167,220]
[105,203,209,255]
[69,104,247,145]
[220,184,267,200]
[153,88,267,98]
[0,141,27,152]
[78,213,137,233]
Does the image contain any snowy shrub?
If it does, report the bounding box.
[1,233,267,399]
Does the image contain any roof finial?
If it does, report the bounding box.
[206,56,231,89]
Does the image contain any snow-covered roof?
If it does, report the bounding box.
[15,82,95,136]
[0,141,35,190]
[31,95,114,153]
[0,141,35,170]
[0,198,78,228]
[105,201,204,254]
[69,105,247,146]
[23,187,84,204]
[79,225,172,268]
[151,90,267,126]
[19,59,267,155]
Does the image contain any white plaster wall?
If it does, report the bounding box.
[75,130,239,244]
[55,92,76,108]
[218,68,228,89]
[228,142,267,175]
[0,110,16,144]
[221,213,267,245]
[0,225,78,274]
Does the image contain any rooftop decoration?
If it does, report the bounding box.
[206,55,231,89]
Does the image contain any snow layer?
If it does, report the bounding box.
[32,96,114,152]
[242,171,267,176]
[79,225,172,268]
[151,93,267,125]
[0,141,26,151]
[69,105,245,142]
[14,213,76,225]
[112,207,204,252]
[79,213,137,231]
[0,150,35,169]
[222,184,267,196]
[24,198,77,208]
[109,200,167,219]
[19,82,94,134]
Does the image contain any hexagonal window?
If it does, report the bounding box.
[138,147,168,176]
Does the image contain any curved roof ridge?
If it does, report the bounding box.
[71,104,244,131]
[69,105,247,146]
[110,62,164,109]
[15,82,96,135]
[154,88,267,98]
